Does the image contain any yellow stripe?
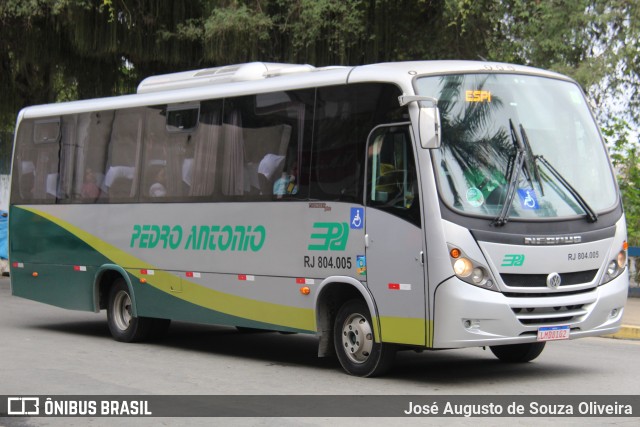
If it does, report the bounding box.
[23,207,316,331]
[379,316,427,346]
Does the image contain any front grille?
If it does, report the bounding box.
[501,269,598,288]
[512,304,588,326]
[503,288,596,298]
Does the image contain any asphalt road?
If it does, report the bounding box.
[0,276,639,426]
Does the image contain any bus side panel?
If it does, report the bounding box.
[130,275,313,333]
[11,264,96,311]
[9,206,106,311]
[9,205,319,332]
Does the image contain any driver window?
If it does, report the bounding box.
[366,126,420,227]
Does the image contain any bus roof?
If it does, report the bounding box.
[18,60,571,120]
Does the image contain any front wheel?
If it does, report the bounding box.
[107,278,169,342]
[489,342,546,363]
[333,299,395,377]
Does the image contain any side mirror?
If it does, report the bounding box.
[419,104,441,149]
[398,95,441,149]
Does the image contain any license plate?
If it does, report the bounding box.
[537,325,570,341]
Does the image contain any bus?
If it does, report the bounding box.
[9,61,629,377]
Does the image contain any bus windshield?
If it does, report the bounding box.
[415,74,618,221]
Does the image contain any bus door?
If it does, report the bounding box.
[364,124,427,346]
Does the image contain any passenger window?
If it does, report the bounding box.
[366,126,420,227]
[187,100,223,198]
[11,118,61,204]
[220,90,313,201]
[73,111,115,203]
[102,108,144,201]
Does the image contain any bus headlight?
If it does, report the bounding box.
[453,258,473,277]
[600,243,627,285]
[448,244,498,292]
[617,250,627,269]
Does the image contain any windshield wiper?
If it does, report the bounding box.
[519,123,544,196]
[517,124,597,223]
[494,121,597,225]
[534,155,598,223]
[493,119,526,226]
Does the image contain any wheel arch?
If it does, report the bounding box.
[314,276,380,357]
[92,264,138,317]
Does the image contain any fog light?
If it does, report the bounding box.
[454,258,473,277]
[463,319,480,330]
[610,308,620,318]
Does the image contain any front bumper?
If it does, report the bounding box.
[432,272,628,348]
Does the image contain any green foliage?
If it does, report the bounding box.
[604,118,640,247]
[0,0,638,145]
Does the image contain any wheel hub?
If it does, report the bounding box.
[113,290,132,331]
[341,313,374,364]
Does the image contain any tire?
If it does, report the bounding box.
[333,299,396,377]
[107,278,169,342]
[489,342,546,363]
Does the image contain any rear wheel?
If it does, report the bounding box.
[107,278,169,342]
[333,299,395,377]
[489,342,546,363]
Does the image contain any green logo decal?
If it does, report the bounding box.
[308,222,349,251]
[501,254,525,267]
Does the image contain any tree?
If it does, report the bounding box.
[0,0,638,133]
[604,118,640,281]
[605,119,640,244]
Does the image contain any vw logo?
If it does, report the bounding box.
[546,272,562,289]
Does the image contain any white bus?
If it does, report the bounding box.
[9,61,628,376]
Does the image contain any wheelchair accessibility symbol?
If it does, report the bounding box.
[517,188,539,210]
[350,208,364,229]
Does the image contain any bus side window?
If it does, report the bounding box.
[103,110,142,201]
[11,118,61,204]
[250,89,314,201]
[187,101,223,198]
[11,119,35,203]
[33,119,61,201]
[142,103,215,201]
[72,111,114,203]
[244,125,291,197]
[103,109,143,201]
[221,92,308,201]
[366,126,420,227]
